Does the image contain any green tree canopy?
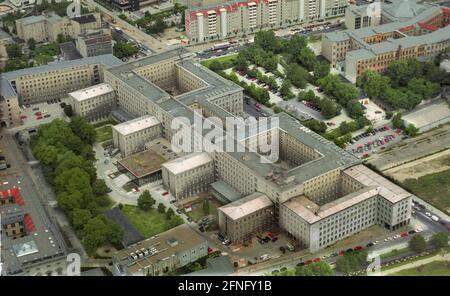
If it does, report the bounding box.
[137,190,155,211]
[409,234,427,253]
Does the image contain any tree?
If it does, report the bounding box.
[303,119,327,134]
[298,90,316,102]
[113,41,138,59]
[234,54,248,72]
[6,43,22,59]
[71,208,92,231]
[409,234,427,253]
[297,46,318,71]
[64,104,73,117]
[92,179,109,196]
[168,215,184,229]
[295,261,334,276]
[137,190,155,211]
[391,112,404,129]
[273,106,283,113]
[69,116,96,145]
[280,79,293,97]
[286,64,310,89]
[431,232,449,249]
[82,216,108,252]
[166,207,175,220]
[27,38,36,51]
[335,250,368,275]
[208,60,223,72]
[313,62,330,82]
[202,199,210,215]
[319,98,339,119]
[157,203,166,214]
[254,30,278,53]
[404,124,419,137]
[357,70,391,100]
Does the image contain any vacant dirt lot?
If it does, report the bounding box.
[384,149,450,182]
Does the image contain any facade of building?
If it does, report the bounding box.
[185,0,348,42]
[76,29,113,58]
[112,224,208,276]
[0,54,121,107]
[112,115,162,157]
[162,152,214,200]
[15,13,101,43]
[218,192,274,242]
[69,83,116,122]
[322,0,450,82]
[0,29,13,61]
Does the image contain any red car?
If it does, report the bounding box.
[35,112,42,116]
[395,129,402,134]
[384,138,389,143]
[267,232,275,238]
[339,250,345,256]
[36,116,43,120]
[162,191,169,196]
[354,245,363,251]
[20,115,27,119]
[385,126,391,130]
[363,153,369,158]
[208,247,213,253]
[304,260,313,265]
[401,232,409,238]
[312,257,321,263]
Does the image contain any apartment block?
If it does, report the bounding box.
[69,83,116,122]
[218,192,274,242]
[185,0,348,42]
[76,29,113,58]
[322,0,450,82]
[162,152,214,200]
[112,115,162,157]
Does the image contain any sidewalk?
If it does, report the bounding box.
[381,252,450,275]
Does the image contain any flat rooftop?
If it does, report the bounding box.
[283,186,380,224]
[343,164,412,203]
[218,192,273,221]
[113,115,160,136]
[69,83,114,102]
[112,224,206,275]
[162,152,212,175]
[118,138,178,178]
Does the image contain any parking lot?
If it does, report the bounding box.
[19,98,70,130]
[345,124,406,158]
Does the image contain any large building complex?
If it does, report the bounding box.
[185,0,348,42]
[322,0,450,82]
[2,47,413,254]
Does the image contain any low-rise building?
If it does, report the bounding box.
[112,115,162,157]
[162,152,214,200]
[112,224,208,276]
[76,29,113,58]
[218,192,274,243]
[69,83,116,122]
[15,12,101,43]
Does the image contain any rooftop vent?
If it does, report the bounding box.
[167,237,178,247]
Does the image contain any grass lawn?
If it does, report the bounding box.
[200,53,238,68]
[96,125,113,143]
[186,197,221,223]
[121,205,170,238]
[391,260,450,276]
[380,247,411,259]
[403,168,450,213]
